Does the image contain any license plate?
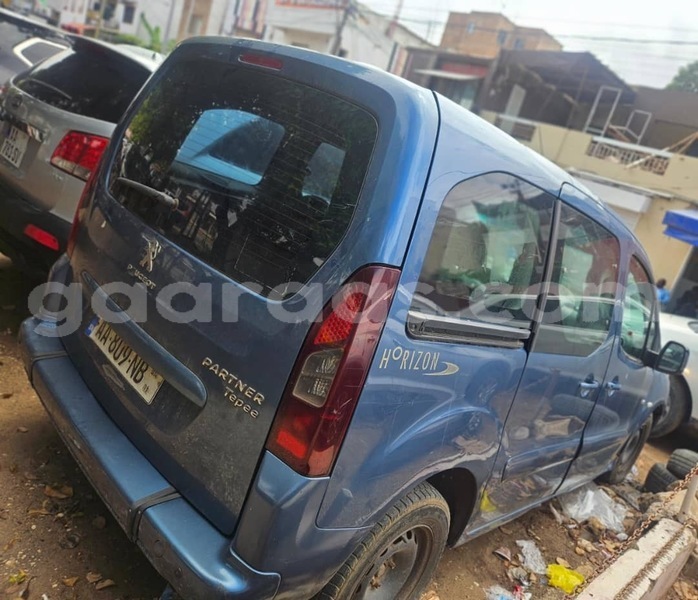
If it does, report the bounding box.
[0,124,29,168]
[87,318,164,404]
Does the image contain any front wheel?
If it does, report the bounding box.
[650,376,689,439]
[316,483,449,600]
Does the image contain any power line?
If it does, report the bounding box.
[391,16,698,45]
[364,2,698,32]
[365,3,698,34]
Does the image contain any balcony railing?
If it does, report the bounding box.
[586,137,671,176]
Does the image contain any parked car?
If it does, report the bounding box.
[0,36,161,275]
[0,8,69,82]
[651,312,698,437]
[20,38,687,600]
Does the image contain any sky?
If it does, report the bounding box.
[364,0,698,88]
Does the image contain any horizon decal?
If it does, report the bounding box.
[378,345,460,376]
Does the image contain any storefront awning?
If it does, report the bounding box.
[663,210,698,245]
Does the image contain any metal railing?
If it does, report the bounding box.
[586,137,671,175]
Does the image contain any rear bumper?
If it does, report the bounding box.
[0,177,68,275]
[19,315,281,600]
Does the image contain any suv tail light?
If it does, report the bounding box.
[266,266,400,477]
[50,131,108,180]
[23,224,59,251]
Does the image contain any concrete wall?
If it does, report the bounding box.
[480,110,697,284]
[634,197,692,285]
[440,12,560,58]
[45,0,87,25]
[480,111,698,200]
[440,12,514,58]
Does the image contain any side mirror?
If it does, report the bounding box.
[655,341,689,374]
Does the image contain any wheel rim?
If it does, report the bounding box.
[350,526,434,600]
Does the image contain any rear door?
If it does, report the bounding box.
[67,45,386,533]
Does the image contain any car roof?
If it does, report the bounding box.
[0,7,67,39]
[177,36,436,104]
[69,35,162,72]
[115,44,165,65]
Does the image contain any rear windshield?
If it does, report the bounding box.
[108,57,378,298]
[13,42,151,123]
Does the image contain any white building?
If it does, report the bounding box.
[41,0,89,26]
[36,0,429,72]
[263,0,431,73]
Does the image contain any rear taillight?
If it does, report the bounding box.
[50,131,108,181]
[266,266,400,477]
[23,224,59,251]
[66,159,100,258]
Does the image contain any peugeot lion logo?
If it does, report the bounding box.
[139,237,162,273]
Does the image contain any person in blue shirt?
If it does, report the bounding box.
[656,278,671,311]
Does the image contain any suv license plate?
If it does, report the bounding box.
[87,318,164,404]
[0,124,29,168]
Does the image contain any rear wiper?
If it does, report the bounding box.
[116,177,178,210]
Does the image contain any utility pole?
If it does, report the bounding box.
[387,0,403,37]
[94,0,108,40]
[164,0,178,43]
[329,0,352,56]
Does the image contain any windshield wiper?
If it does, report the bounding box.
[116,177,178,209]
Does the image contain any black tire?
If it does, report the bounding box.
[597,417,652,485]
[644,462,679,493]
[667,449,698,479]
[650,376,690,439]
[316,483,450,600]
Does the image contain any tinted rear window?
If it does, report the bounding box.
[108,57,378,298]
[14,43,150,122]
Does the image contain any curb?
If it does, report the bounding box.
[577,518,695,600]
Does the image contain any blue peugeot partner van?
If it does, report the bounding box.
[20,38,688,599]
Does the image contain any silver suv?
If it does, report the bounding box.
[0,36,161,274]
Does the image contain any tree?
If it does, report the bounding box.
[667,60,698,93]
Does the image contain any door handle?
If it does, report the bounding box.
[606,380,622,396]
[578,380,600,398]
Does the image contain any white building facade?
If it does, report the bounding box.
[263,0,430,73]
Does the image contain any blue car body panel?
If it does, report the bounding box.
[20,39,670,600]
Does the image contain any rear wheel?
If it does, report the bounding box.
[316,483,449,600]
[597,417,652,485]
[650,376,690,439]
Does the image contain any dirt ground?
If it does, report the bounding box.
[1,256,697,600]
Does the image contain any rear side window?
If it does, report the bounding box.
[411,172,556,328]
[17,40,66,65]
[108,57,378,298]
[13,43,150,123]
